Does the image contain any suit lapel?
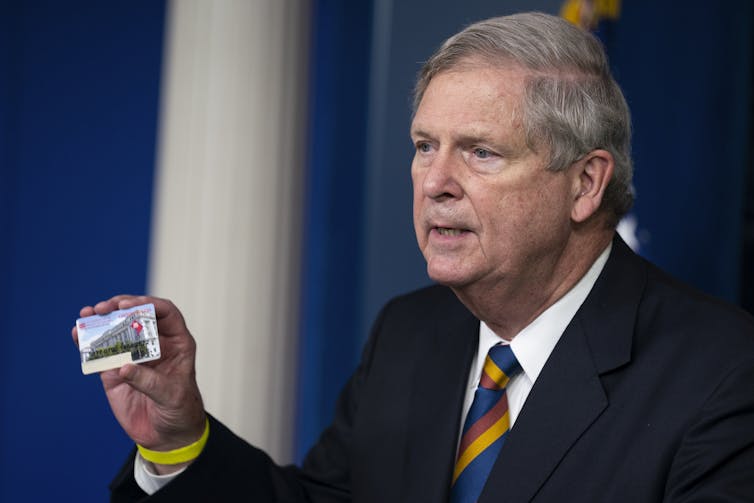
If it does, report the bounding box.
[479,236,645,502]
[400,302,479,503]
[479,318,607,502]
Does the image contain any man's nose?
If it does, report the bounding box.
[422,148,463,201]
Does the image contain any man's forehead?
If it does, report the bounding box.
[419,65,528,108]
[410,67,526,136]
[419,57,531,97]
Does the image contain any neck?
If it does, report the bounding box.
[453,230,614,340]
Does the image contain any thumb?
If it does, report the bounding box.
[119,363,165,404]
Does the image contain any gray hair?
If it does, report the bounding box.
[413,12,634,223]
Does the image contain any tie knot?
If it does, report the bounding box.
[479,344,521,390]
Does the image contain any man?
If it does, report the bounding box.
[75,12,754,502]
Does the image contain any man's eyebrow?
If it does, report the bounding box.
[409,127,433,140]
[410,127,493,141]
[455,131,497,145]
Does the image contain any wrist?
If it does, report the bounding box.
[144,411,207,452]
[137,417,210,466]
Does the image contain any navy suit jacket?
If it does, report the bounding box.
[112,237,754,502]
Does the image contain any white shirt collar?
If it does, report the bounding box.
[478,242,612,384]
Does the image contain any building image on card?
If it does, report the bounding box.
[78,304,160,374]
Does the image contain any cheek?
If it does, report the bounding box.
[411,174,422,217]
[485,187,554,239]
[411,168,426,246]
[521,183,574,241]
[491,194,529,237]
[412,206,424,247]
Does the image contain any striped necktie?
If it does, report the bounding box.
[450,343,522,503]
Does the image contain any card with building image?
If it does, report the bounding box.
[77,303,161,375]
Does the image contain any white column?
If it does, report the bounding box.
[147,0,309,462]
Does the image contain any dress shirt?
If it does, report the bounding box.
[138,243,612,495]
[458,242,611,439]
[135,450,187,494]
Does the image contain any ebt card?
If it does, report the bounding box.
[78,303,161,375]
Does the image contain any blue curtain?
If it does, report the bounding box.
[604,2,752,303]
[295,0,375,462]
[0,1,165,500]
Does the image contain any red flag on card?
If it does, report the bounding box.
[131,320,143,333]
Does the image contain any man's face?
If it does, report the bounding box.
[411,64,577,295]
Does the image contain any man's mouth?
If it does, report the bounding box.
[435,227,465,237]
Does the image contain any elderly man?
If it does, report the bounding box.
[77,12,754,502]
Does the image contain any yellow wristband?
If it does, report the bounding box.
[137,418,210,465]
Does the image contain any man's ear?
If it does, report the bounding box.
[570,149,614,223]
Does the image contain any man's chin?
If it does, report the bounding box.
[427,267,474,289]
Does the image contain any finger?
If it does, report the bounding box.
[112,296,184,331]
[93,295,171,318]
[145,298,190,338]
[88,296,189,341]
[100,368,126,390]
[131,296,170,315]
[79,305,95,317]
[119,363,169,405]
[93,295,143,315]
[114,295,150,310]
[93,299,121,315]
[71,325,79,346]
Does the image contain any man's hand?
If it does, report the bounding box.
[72,295,206,474]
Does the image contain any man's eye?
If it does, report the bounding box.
[473,147,491,159]
[417,142,432,153]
